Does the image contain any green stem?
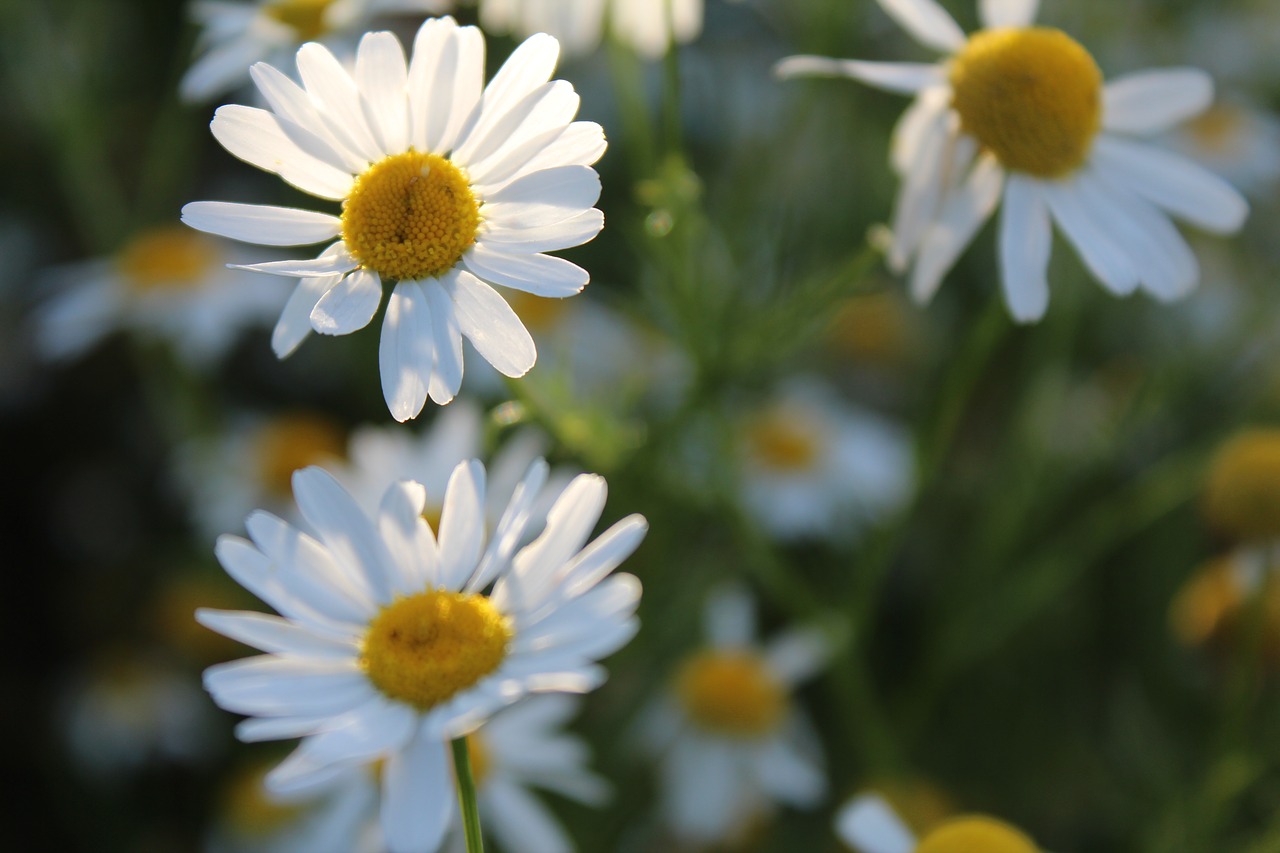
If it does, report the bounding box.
[451,737,485,853]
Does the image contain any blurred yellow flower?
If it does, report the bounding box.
[1203,429,1280,541]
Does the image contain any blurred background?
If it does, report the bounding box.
[4,0,1280,850]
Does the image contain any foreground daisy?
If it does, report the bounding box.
[181,0,449,102]
[34,226,288,366]
[183,16,607,420]
[639,586,828,843]
[476,0,705,59]
[199,460,644,852]
[777,0,1249,322]
[838,793,1041,853]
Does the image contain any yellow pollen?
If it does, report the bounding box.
[264,0,337,41]
[253,414,346,498]
[675,651,786,737]
[747,410,822,472]
[118,227,217,292]
[342,151,481,282]
[222,762,307,837]
[1203,430,1280,541]
[915,816,1039,853]
[949,27,1102,177]
[362,590,511,711]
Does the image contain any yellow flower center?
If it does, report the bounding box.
[252,414,346,498]
[675,651,786,737]
[747,411,822,472]
[222,762,307,837]
[118,227,217,292]
[264,0,337,41]
[362,590,511,711]
[949,27,1102,178]
[1185,104,1246,155]
[1203,430,1280,541]
[342,151,481,282]
[1170,556,1244,647]
[916,816,1038,853]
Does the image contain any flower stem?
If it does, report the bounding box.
[451,738,484,853]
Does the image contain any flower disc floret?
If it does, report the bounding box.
[748,412,821,472]
[264,0,336,41]
[117,227,215,291]
[916,816,1038,853]
[342,151,482,282]
[675,651,786,737]
[1204,430,1280,541]
[949,27,1102,177]
[362,590,511,711]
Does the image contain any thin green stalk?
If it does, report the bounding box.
[452,737,485,853]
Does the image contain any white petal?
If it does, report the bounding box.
[274,271,342,357]
[484,164,601,215]
[180,34,264,103]
[886,107,955,274]
[979,0,1039,28]
[560,514,648,597]
[203,655,372,717]
[909,154,1004,303]
[835,794,916,853]
[231,246,358,278]
[705,585,756,649]
[512,474,607,598]
[210,104,355,199]
[295,697,417,766]
[214,533,366,631]
[457,80,580,173]
[181,201,341,246]
[1103,68,1214,134]
[1091,136,1248,234]
[311,268,383,335]
[484,779,573,853]
[1041,177,1140,295]
[423,281,464,405]
[891,87,950,175]
[876,0,966,53]
[752,737,825,805]
[475,122,607,193]
[774,57,944,95]
[445,271,537,378]
[296,41,384,163]
[764,628,830,686]
[463,245,589,297]
[663,737,742,841]
[437,460,487,591]
[356,31,410,155]
[469,459,549,594]
[381,729,453,853]
[195,609,358,658]
[250,61,368,173]
[471,32,560,137]
[377,479,440,593]
[481,209,604,254]
[291,466,397,603]
[998,176,1052,322]
[379,280,434,422]
[409,18,486,154]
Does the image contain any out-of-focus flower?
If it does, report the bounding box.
[837,793,1040,853]
[1203,429,1280,543]
[182,0,450,102]
[177,411,347,543]
[476,0,706,59]
[199,461,646,852]
[824,291,918,370]
[1167,100,1280,198]
[639,586,828,844]
[34,227,289,366]
[183,18,606,420]
[737,379,912,542]
[58,650,222,778]
[778,0,1249,322]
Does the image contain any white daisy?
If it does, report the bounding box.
[34,226,289,366]
[182,16,607,421]
[738,379,912,542]
[476,0,705,59]
[640,586,828,843]
[837,793,1041,853]
[198,459,645,853]
[777,0,1250,322]
[181,0,450,102]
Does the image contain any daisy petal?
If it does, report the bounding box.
[485,778,574,853]
[561,514,648,596]
[250,61,368,173]
[481,209,604,254]
[774,57,944,95]
[210,105,355,199]
[381,728,453,853]
[437,459,487,591]
[182,202,341,246]
[979,0,1039,28]
[273,272,343,357]
[463,245,589,297]
[310,268,383,335]
[355,31,410,155]
[836,794,916,853]
[706,585,756,649]
[377,479,439,592]
[876,0,967,53]
[477,32,560,132]
[295,41,384,163]
[909,154,1004,303]
[485,164,601,215]
[1041,177,1140,295]
[379,280,434,422]
[445,271,537,378]
[764,628,830,686]
[998,175,1052,322]
[230,247,358,278]
[195,609,357,658]
[754,738,825,805]
[424,281,464,404]
[1103,68,1214,134]
[291,466,397,604]
[457,80,580,172]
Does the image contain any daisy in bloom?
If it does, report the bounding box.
[181,0,449,102]
[34,227,289,366]
[198,459,646,852]
[183,17,607,421]
[639,586,828,844]
[777,0,1250,322]
[476,0,705,60]
[837,793,1043,853]
[737,379,912,542]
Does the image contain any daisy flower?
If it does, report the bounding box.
[183,17,607,421]
[476,0,705,59]
[1169,547,1280,655]
[777,0,1250,322]
[181,0,450,102]
[198,459,646,852]
[737,379,912,542]
[837,793,1042,853]
[34,226,289,366]
[639,586,828,843]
